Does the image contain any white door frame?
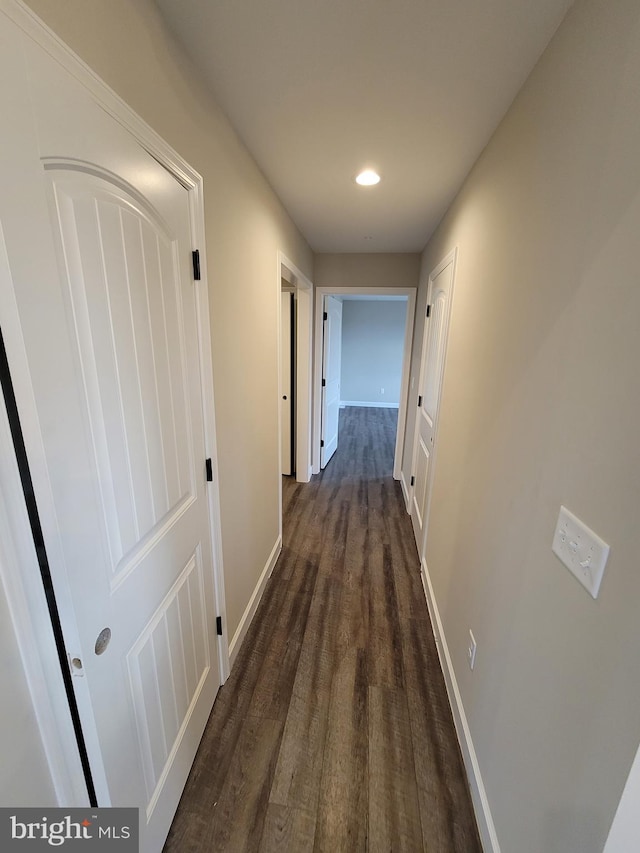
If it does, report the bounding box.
[0,0,229,805]
[312,286,417,478]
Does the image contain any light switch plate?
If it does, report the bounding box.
[467,630,477,670]
[552,506,610,599]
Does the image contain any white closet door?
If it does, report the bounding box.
[0,19,221,852]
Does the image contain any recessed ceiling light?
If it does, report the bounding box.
[356,169,380,186]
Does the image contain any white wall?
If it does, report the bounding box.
[403,0,640,849]
[340,300,407,406]
[23,0,313,644]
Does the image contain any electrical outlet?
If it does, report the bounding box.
[380,387,385,395]
[467,630,477,670]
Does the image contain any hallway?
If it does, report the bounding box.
[164,407,481,851]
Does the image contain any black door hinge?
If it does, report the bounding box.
[216,616,223,636]
[320,439,324,448]
[417,395,422,407]
[322,378,326,387]
[426,304,431,318]
[192,250,201,281]
[323,311,328,321]
[205,458,213,482]
[410,475,415,486]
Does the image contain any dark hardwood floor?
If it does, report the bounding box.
[164,407,481,852]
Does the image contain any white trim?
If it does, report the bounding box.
[312,286,416,479]
[420,557,500,853]
[340,401,400,409]
[228,536,282,669]
[399,471,411,511]
[191,183,230,685]
[0,0,229,797]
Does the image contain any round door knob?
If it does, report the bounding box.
[94,627,112,655]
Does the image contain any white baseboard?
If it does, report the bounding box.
[400,471,410,510]
[340,401,399,409]
[420,558,501,853]
[228,536,282,669]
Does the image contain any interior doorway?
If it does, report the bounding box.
[276,253,313,537]
[312,287,417,479]
[280,288,295,476]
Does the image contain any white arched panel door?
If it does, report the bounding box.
[409,250,457,559]
[0,19,221,852]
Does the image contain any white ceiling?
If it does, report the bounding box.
[155,0,573,253]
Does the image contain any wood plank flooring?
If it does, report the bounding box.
[164,407,481,852]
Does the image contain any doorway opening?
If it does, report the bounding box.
[312,287,417,478]
[276,253,313,536]
[280,287,296,476]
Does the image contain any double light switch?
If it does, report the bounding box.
[552,506,610,599]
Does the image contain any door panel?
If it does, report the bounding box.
[127,548,208,814]
[410,437,430,545]
[49,172,196,577]
[409,252,456,558]
[423,288,448,420]
[320,295,342,468]
[0,20,221,852]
